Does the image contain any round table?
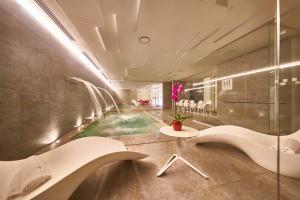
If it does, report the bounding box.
[157,126,209,179]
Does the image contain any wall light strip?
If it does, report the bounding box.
[95,26,107,51]
[192,60,300,86]
[16,0,115,90]
[280,60,300,69]
[185,84,216,92]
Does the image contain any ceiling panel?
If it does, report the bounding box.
[43,0,299,88]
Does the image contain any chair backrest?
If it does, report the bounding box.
[204,100,212,110]
[183,100,189,107]
[190,100,196,108]
[132,100,138,106]
[190,103,196,108]
[197,100,204,108]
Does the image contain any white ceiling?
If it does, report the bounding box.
[43,0,299,88]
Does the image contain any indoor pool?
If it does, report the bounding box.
[77,112,162,137]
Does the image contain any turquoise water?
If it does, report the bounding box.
[77,112,162,138]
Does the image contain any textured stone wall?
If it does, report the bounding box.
[0,1,116,160]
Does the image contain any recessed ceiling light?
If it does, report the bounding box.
[139,36,151,44]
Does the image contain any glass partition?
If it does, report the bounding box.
[186,21,277,133]
[279,1,300,199]
[183,1,280,198]
[176,0,300,198]
[279,3,300,134]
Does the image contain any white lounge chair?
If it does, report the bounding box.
[0,137,147,200]
[189,125,300,179]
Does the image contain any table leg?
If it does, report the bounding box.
[157,137,209,179]
[162,154,176,169]
[179,157,209,179]
[176,137,181,156]
[157,154,177,177]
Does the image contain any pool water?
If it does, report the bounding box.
[77,112,162,138]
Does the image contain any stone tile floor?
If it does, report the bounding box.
[69,109,300,200]
[70,141,300,200]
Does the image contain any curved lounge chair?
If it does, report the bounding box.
[188,125,300,179]
[0,137,147,200]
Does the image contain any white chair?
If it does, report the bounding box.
[131,100,138,107]
[176,99,183,111]
[189,100,197,114]
[204,100,212,116]
[177,99,184,112]
[183,100,190,112]
[0,137,147,200]
[189,125,300,179]
[196,100,205,116]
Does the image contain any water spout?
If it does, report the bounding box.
[88,83,110,113]
[68,77,103,118]
[97,87,120,114]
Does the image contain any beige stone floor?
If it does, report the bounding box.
[69,109,300,200]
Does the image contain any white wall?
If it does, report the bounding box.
[137,88,151,100]
[137,84,163,106]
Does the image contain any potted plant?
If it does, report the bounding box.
[170,83,192,131]
[170,113,191,131]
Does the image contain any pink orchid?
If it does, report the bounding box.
[177,84,183,93]
[171,83,183,102]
